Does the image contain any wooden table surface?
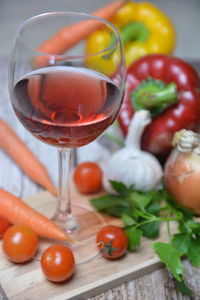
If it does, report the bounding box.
[1,56,200,300]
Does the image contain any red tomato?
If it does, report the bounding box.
[73,162,103,194]
[0,216,10,239]
[41,244,75,282]
[96,225,128,259]
[2,224,39,263]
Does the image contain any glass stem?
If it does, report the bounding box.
[53,148,79,233]
[57,148,72,215]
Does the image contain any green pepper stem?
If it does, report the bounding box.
[121,22,149,44]
[138,83,177,109]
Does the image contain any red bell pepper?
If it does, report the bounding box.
[118,54,200,156]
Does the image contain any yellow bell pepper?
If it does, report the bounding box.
[85,1,176,72]
[85,30,118,76]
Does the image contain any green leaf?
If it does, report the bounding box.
[129,189,160,210]
[129,192,151,210]
[140,221,160,239]
[104,206,130,218]
[186,221,200,235]
[132,208,148,220]
[153,242,184,282]
[178,207,194,221]
[146,200,160,216]
[178,221,192,234]
[90,194,129,211]
[121,213,136,226]
[109,181,133,197]
[125,227,142,251]
[89,183,198,296]
[172,233,190,256]
[176,280,193,298]
[178,220,200,234]
[187,237,200,267]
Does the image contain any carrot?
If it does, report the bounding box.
[0,119,56,195]
[36,0,126,66]
[0,189,72,242]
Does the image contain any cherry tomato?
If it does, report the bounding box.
[73,162,103,194]
[96,225,128,259]
[0,216,10,239]
[2,224,39,263]
[41,244,75,282]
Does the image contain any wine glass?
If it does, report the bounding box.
[8,12,125,237]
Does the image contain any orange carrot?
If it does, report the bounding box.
[36,0,126,66]
[0,119,56,195]
[0,189,72,242]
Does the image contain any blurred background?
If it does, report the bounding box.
[0,0,200,60]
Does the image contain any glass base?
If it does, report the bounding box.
[52,204,106,263]
[52,211,79,234]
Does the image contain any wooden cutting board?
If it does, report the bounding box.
[0,189,176,300]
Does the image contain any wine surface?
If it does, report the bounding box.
[13,66,121,147]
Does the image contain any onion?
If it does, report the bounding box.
[164,130,200,214]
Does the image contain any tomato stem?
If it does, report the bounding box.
[101,240,120,257]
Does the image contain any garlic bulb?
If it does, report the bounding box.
[103,110,163,193]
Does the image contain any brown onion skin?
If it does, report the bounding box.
[164,151,200,215]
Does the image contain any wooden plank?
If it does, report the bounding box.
[0,190,176,300]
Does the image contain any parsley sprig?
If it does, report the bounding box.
[90,181,200,297]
